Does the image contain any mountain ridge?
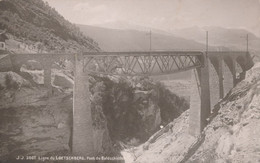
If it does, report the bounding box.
[80,21,260,53]
[172,26,260,52]
[77,24,209,52]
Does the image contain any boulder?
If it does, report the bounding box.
[52,72,74,89]
[0,71,31,89]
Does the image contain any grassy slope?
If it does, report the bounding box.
[0,0,100,52]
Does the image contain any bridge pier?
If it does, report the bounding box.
[189,54,211,136]
[217,57,224,99]
[72,53,95,157]
[231,59,237,87]
[210,56,224,99]
[224,56,237,87]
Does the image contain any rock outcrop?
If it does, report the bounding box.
[0,72,73,162]
[0,0,100,52]
[187,63,260,163]
[122,62,260,163]
[89,75,189,156]
[0,70,189,162]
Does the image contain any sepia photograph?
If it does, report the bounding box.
[0,0,259,162]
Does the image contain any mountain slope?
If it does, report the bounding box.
[172,26,260,52]
[92,20,173,35]
[77,24,209,51]
[186,63,260,163]
[0,0,100,52]
[121,63,260,163]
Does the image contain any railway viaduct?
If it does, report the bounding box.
[0,50,254,157]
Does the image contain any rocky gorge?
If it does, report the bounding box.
[0,60,189,162]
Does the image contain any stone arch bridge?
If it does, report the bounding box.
[0,50,254,157]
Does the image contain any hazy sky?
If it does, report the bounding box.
[45,0,260,35]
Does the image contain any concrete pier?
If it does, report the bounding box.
[210,56,224,99]
[224,56,237,87]
[72,53,95,157]
[189,54,211,136]
[217,57,224,99]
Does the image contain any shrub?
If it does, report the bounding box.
[90,75,189,143]
[156,82,189,124]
